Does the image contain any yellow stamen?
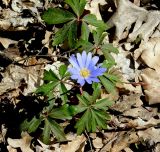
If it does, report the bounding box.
[80,68,90,78]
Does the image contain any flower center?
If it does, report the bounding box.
[80,68,90,78]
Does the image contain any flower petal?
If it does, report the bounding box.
[90,77,100,82]
[71,74,79,79]
[68,67,79,75]
[77,53,84,68]
[77,78,85,86]
[85,78,92,84]
[85,52,92,68]
[91,56,99,65]
[82,51,87,65]
[69,55,80,70]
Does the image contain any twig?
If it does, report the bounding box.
[85,130,94,152]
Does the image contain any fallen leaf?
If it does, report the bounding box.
[7,132,33,152]
[93,137,103,149]
[61,135,86,152]
[108,0,160,41]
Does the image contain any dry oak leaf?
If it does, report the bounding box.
[61,135,86,152]
[7,132,33,152]
[138,127,160,145]
[101,131,138,152]
[92,137,103,149]
[123,106,157,120]
[85,0,107,20]
[108,0,160,41]
[141,68,160,104]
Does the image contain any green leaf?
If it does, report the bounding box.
[83,14,107,30]
[52,22,71,46]
[93,28,107,45]
[59,83,68,104]
[49,104,72,120]
[94,98,112,110]
[36,82,59,95]
[83,92,92,102]
[28,117,42,133]
[102,50,115,63]
[81,22,90,41]
[42,8,75,24]
[77,94,89,106]
[92,83,101,102]
[92,110,108,129]
[79,0,87,16]
[47,118,66,141]
[75,39,94,52]
[68,21,77,48]
[59,65,67,78]
[20,119,31,131]
[101,44,118,54]
[44,70,59,81]
[75,109,90,134]
[42,119,51,144]
[102,59,116,69]
[99,76,116,93]
[65,0,86,17]
[104,73,120,83]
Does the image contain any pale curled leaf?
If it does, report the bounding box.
[7,132,33,152]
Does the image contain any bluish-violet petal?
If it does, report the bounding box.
[69,55,80,70]
[85,78,92,84]
[85,52,92,68]
[91,56,99,66]
[68,67,79,75]
[77,53,84,68]
[91,68,106,77]
[77,78,85,86]
[71,75,79,80]
[87,62,95,72]
[82,51,87,65]
[90,77,100,83]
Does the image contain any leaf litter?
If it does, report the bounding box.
[0,0,160,152]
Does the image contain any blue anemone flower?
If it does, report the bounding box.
[68,51,106,86]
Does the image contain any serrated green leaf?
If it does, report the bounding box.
[20,119,31,131]
[94,98,112,110]
[59,83,68,104]
[101,44,118,54]
[52,22,71,46]
[79,0,87,16]
[104,73,120,83]
[28,117,42,133]
[92,83,101,102]
[93,110,107,129]
[99,76,116,93]
[83,92,92,102]
[49,104,72,120]
[102,59,116,69]
[42,119,51,144]
[83,14,107,30]
[81,20,90,41]
[75,109,90,134]
[47,118,66,141]
[42,8,75,24]
[59,65,67,78]
[77,94,89,106]
[44,70,59,81]
[90,109,96,132]
[65,0,86,17]
[93,28,107,45]
[68,21,77,48]
[102,50,115,63]
[75,39,94,52]
[36,82,59,95]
